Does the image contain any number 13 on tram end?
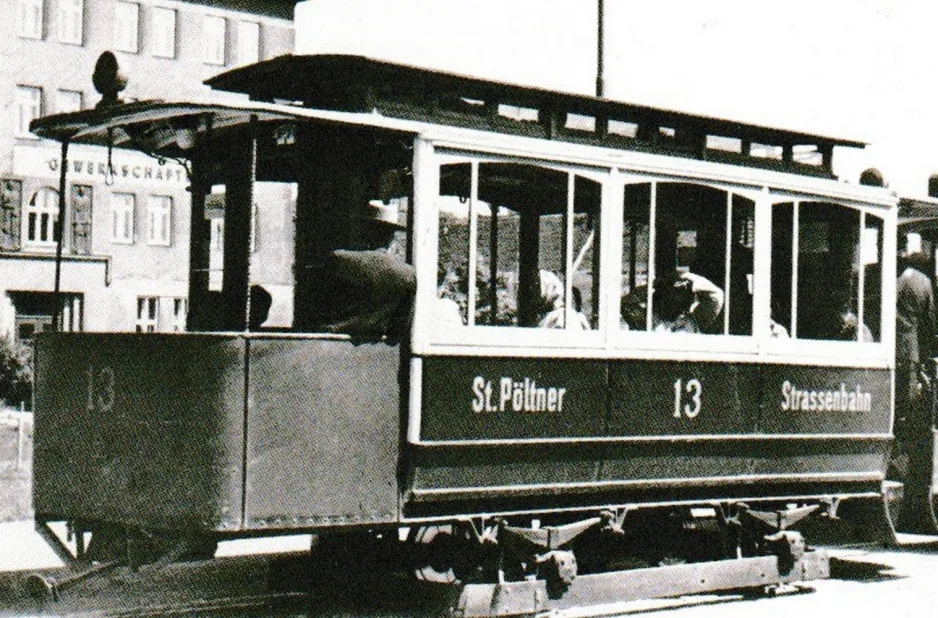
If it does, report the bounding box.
[26,52,903,613]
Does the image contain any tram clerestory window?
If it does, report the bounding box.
[770,201,880,342]
[437,161,600,331]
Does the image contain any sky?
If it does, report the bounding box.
[295,0,938,197]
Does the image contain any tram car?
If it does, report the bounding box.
[28,53,899,609]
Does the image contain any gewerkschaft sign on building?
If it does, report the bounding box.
[12,144,188,187]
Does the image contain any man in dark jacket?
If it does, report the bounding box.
[894,249,937,531]
[314,201,416,339]
[896,250,937,434]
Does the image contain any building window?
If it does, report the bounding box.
[171,298,187,332]
[57,0,83,45]
[203,15,226,65]
[208,217,224,290]
[147,195,171,245]
[18,0,43,39]
[114,1,139,53]
[151,6,176,58]
[237,21,260,65]
[136,297,158,332]
[111,193,135,244]
[57,89,82,113]
[16,86,42,138]
[23,187,59,248]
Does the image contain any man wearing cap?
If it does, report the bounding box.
[313,200,416,340]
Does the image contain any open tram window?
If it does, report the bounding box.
[436,160,601,331]
[770,201,880,342]
[620,183,651,331]
[630,182,752,336]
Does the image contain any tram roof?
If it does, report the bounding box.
[899,196,938,234]
[28,100,309,153]
[204,54,864,177]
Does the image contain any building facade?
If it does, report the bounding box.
[0,0,295,341]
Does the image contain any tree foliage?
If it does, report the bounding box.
[0,337,32,409]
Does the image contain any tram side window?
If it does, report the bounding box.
[627,182,752,336]
[620,184,650,331]
[770,201,880,342]
[436,162,600,330]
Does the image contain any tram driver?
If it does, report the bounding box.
[311,200,416,340]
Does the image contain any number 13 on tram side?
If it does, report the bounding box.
[29,55,899,607]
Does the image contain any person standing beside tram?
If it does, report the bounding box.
[895,250,937,440]
[893,247,938,531]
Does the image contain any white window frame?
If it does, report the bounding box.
[18,0,43,39]
[23,187,59,249]
[57,0,83,45]
[203,15,227,66]
[113,1,140,53]
[16,86,42,138]
[147,195,172,246]
[236,20,260,66]
[171,298,187,332]
[136,297,159,332]
[57,89,83,113]
[422,151,608,351]
[111,193,135,244]
[151,6,176,58]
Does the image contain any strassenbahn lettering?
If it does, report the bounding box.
[779,380,872,412]
[471,376,567,413]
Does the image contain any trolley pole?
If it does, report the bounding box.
[596,0,605,98]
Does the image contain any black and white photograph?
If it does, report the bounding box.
[1,1,938,616]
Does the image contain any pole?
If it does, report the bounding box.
[51,139,70,332]
[596,0,605,98]
[244,115,258,332]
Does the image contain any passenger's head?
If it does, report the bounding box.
[859,168,886,188]
[249,285,272,330]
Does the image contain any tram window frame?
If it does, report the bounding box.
[764,197,888,354]
[610,176,761,355]
[422,152,609,350]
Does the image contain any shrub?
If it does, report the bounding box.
[0,337,32,410]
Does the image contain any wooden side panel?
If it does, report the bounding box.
[33,333,246,533]
[243,338,401,528]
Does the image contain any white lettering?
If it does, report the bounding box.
[779,380,872,413]
[472,375,568,413]
[471,376,485,413]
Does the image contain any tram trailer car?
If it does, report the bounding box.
[30,54,898,605]
[890,196,938,534]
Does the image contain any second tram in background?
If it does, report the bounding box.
[26,52,903,611]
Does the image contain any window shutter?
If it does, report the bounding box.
[0,180,22,251]
[70,184,92,255]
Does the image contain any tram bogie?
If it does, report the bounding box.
[27,53,901,606]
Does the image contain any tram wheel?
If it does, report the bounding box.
[407,525,476,583]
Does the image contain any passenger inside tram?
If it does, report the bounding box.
[650,270,724,334]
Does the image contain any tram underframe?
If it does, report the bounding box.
[31,500,834,615]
